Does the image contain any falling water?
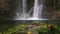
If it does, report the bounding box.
[33,0,43,18]
[27,0,46,20]
[15,0,27,20]
[22,0,27,18]
[15,0,48,20]
[33,0,40,18]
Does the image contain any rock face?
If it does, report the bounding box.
[52,11,60,19]
[0,0,16,20]
[45,0,60,19]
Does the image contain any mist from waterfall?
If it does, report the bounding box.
[15,0,48,20]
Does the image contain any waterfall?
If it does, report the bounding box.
[33,0,43,18]
[33,0,39,18]
[14,0,48,20]
[22,0,27,18]
[27,0,45,20]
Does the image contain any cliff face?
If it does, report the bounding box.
[0,0,16,20]
[45,0,60,19]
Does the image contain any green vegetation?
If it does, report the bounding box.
[0,22,60,34]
